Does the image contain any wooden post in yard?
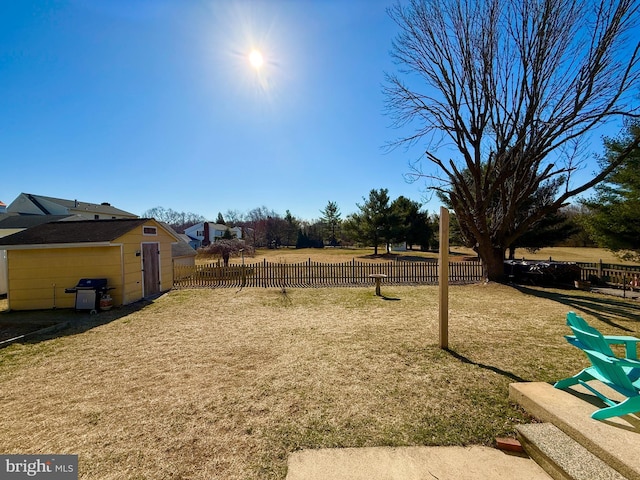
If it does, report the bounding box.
[439,207,450,349]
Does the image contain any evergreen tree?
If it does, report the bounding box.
[319,201,342,246]
[283,210,300,247]
[389,196,432,250]
[582,122,640,261]
[352,188,393,255]
[507,210,579,259]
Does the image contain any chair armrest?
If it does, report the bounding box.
[611,356,640,369]
[565,334,640,360]
[599,335,640,343]
[603,335,640,360]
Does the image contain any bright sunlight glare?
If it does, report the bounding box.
[249,49,264,68]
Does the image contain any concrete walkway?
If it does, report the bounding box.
[286,445,552,480]
[286,380,640,480]
[590,286,640,300]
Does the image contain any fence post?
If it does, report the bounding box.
[263,259,267,288]
[598,259,603,280]
[352,258,355,284]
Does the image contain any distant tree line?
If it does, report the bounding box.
[342,189,436,254]
[141,206,205,233]
[141,193,598,258]
[143,191,437,255]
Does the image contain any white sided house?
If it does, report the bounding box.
[184,222,242,249]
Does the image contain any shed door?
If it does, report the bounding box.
[142,243,160,297]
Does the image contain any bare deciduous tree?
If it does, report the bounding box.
[385,0,640,280]
[199,238,253,267]
[142,206,205,232]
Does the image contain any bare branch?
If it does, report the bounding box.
[386,0,640,280]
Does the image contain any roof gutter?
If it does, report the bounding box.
[0,242,115,251]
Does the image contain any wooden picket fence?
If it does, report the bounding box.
[576,261,640,288]
[173,258,485,289]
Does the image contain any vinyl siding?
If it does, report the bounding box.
[7,246,121,310]
[5,219,176,311]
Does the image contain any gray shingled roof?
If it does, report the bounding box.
[0,219,150,246]
[172,240,197,257]
[0,214,75,229]
[14,193,137,217]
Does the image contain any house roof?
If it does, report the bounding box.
[0,218,151,246]
[172,239,198,258]
[8,193,137,217]
[0,213,76,229]
[157,222,198,258]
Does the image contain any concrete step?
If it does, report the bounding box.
[509,382,640,480]
[285,445,553,480]
[516,423,627,480]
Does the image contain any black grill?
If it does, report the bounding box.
[65,278,112,313]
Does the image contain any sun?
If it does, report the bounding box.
[249,49,264,69]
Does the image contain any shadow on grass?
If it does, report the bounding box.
[511,284,640,331]
[382,296,401,301]
[0,298,155,348]
[444,348,530,383]
[359,253,438,263]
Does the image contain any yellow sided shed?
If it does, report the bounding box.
[0,218,180,311]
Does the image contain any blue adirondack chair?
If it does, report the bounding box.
[555,326,640,420]
[565,311,640,360]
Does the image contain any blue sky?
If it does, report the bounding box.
[0,0,633,222]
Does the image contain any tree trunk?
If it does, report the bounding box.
[478,245,506,282]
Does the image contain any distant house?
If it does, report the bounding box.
[390,242,408,252]
[0,218,180,311]
[7,193,137,220]
[0,201,6,214]
[184,222,242,249]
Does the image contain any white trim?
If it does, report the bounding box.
[0,249,7,296]
[142,226,158,236]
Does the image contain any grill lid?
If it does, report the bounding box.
[75,278,108,289]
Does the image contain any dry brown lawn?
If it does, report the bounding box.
[198,247,440,266]
[1,284,639,479]
[498,246,640,264]
[198,246,640,266]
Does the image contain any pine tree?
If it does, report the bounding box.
[582,122,640,261]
